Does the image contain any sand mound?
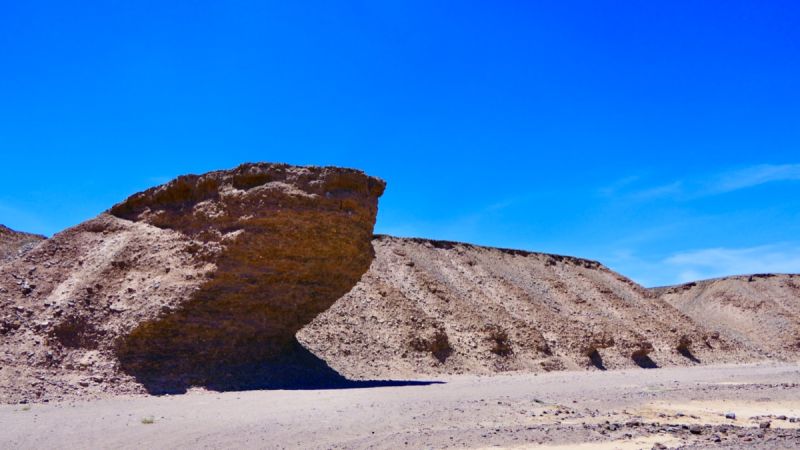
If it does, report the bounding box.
[654,274,800,360]
[298,236,758,378]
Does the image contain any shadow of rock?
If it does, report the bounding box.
[588,349,607,370]
[127,338,443,395]
[632,353,659,369]
[678,347,701,364]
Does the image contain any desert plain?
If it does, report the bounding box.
[1,363,799,449]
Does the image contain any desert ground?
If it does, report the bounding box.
[2,362,799,449]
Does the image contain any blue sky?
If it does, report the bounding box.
[1,1,799,286]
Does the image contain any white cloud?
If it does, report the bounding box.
[605,243,800,287]
[598,175,641,196]
[628,181,683,200]
[705,164,800,195]
[663,243,800,282]
[610,163,800,202]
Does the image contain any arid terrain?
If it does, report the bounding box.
[0,225,44,264]
[655,275,800,360]
[1,363,798,449]
[1,163,799,449]
[299,236,778,379]
[0,163,385,403]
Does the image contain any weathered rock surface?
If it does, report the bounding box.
[654,274,800,360]
[298,236,759,379]
[0,225,45,264]
[0,163,385,401]
[3,162,799,405]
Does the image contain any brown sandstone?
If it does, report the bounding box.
[0,163,385,402]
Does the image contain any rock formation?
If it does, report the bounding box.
[0,163,385,401]
[298,236,758,378]
[0,225,45,264]
[3,162,799,405]
[654,274,800,360]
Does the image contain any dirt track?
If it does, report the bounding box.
[1,363,798,449]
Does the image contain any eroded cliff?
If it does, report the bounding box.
[298,236,760,378]
[0,163,385,401]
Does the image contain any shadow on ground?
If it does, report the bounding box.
[127,338,443,395]
[632,354,659,369]
[588,350,607,370]
[679,347,701,364]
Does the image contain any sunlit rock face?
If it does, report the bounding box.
[0,162,385,401]
[110,163,386,390]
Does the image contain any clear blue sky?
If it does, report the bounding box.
[2,1,799,286]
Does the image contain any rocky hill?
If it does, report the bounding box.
[0,225,45,264]
[0,163,385,402]
[654,274,800,360]
[2,162,798,405]
[298,236,759,379]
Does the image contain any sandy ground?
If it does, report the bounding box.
[1,363,799,449]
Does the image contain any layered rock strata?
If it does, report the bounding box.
[298,236,759,378]
[0,163,385,401]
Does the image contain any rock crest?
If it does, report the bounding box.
[0,163,385,400]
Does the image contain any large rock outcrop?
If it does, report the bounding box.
[654,274,800,360]
[0,225,45,264]
[298,236,760,378]
[0,163,385,401]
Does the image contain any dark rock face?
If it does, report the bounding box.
[110,163,385,390]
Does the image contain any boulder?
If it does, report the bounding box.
[0,163,385,399]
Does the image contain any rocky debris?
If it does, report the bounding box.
[581,333,616,356]
[0,163,385,401]
[484,324,513,357]
[630,341,657,368]
[0,225,45,264]
[409,326,452,363]
[581,333,616,370]
[654,274,800,360]
[299,236,756,379]
[675,334,701,362]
